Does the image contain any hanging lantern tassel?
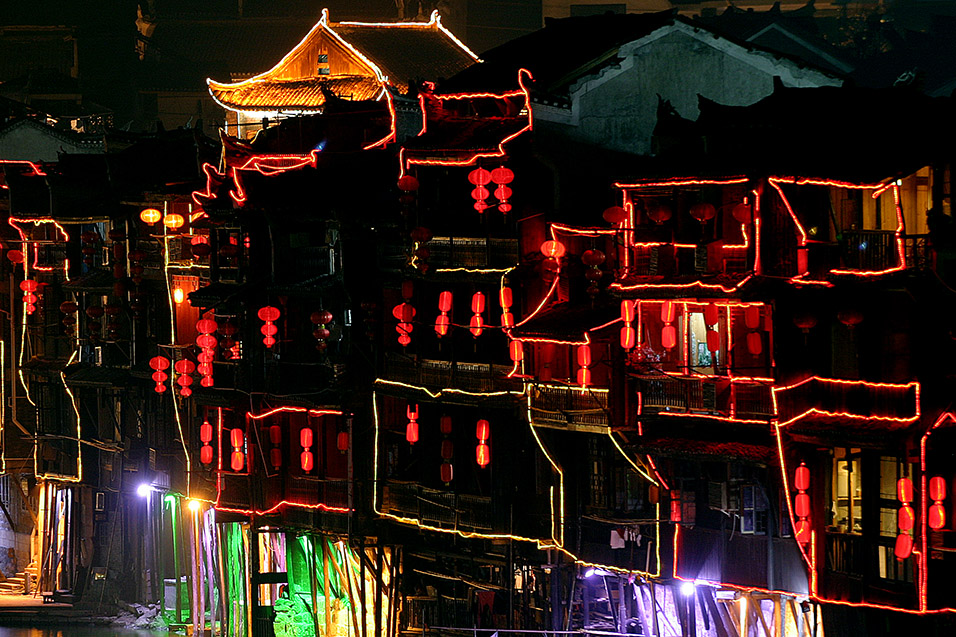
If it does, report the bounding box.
[794,462,811,545]
[470,292,485,337]
[149,356,170,393]
[435,291,452,338]
[896,477,914,559]
[300,427,314,473]
[230,427,245,472]
[491,166,514,214]
[406,404,419,445]
[200,420,214,465]
[476,418,490,468]
[258,305,280,348]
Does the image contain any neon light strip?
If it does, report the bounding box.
[247,406,344,420]
[614,177,749,188]
[610,275,752,294]
[374,378,525,399]
[406,68,533,168]
[362,89,396,150]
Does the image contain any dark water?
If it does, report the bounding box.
[0,629,171,637]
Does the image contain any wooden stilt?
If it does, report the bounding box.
[323,543,332,637]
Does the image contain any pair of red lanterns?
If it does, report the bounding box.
[197,424,244,470]
[406,407,491,469]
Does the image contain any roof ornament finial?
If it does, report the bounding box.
[320,7,329,24]
[430,9,440,24]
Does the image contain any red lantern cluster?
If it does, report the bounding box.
[397,174,419,207]
[174,359,195,397]
[895,477,915,560]
[218,317,239,359]
[149,355,170,393]
[581,249,605,299]
[930,476,947,530]
[435,291,452,338]
[491,166,514,214]
[86,305,104,342]
[620,300,636,350]
[300,426,314,473]
[393,280,415,347]
[269,424,282,469]
[476,419,490,468]
[196,317,217,387]
[661,301,677,350]
[744,305,762,356]
[258,305,280,348]
[20,279,38,315]
[190,234,211,259]
[499,286,514,329]
[311,310,333,351]
[440,415,453,484]
[230,427,245,472]
[468,167,491,213]
[406,404,419,445]
[540,240,565,283]
[200,420,214,465]
[470,292,485,337]
[576,344,592,389]
[794,462,811,545]
[60,300,78,336]
[80,230,101,267]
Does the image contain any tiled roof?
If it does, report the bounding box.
[209,75,382,112]
[332,21,476,88]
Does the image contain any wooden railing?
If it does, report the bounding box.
[840,230,900,271]
[382,481,493,531]
[428,236,519,269]
[529,383,609,431]
[631,373,774,420]
[383,354,522,394]
[826,532,865,575]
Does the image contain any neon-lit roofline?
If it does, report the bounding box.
[614,177,749,189]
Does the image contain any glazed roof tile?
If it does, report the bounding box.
[209,75,381,112]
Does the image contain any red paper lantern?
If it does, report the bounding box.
[732,203,752,224]
[440,416,452,435]
[795,493,810,519]
[509,340,524,362]
[930,503,946,530]
[476,443,491,467]
[703,303,719,327]
[269,425,281,445]
[744,306,761,330]
[470,292,485,337]
[300,450,314,473]
[662,325,677,350]
[440,439,454,461]
[406,404,419,445]
[602,206,627,225]
[898,477,913,503]
[689,202,716,222]
[476,419,490,442]
[201,446,214,465]
[398,175,419,192]
[793,312,818,333]
[620,326,636,350]
[646,203,672,224]
[838,308,863,328]
[746,331,763,356]
[660,301,676,324]
[795,463,810,491]
[468,167,492,186]
[706,330,720,353]
[270,447,282,469]
[258,306,280,348]
[6,250,24,264]
[300,427,313,449]
[895,532,913,560]
[337,431,349,453]
[440,462,454,483]
[201,421,214,444]
[540,240,566,259]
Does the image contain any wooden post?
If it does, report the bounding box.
[323,542,332,637]
[773,595,781,637]
[649,582,660,637]
[634,583,652,637]
[740,594,749,637]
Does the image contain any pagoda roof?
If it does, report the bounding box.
[207,9,478,111]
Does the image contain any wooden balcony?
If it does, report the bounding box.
[839,230,900,271]
[631,374,774,421]
[529,383,609,432]
[383,354,522,396]
[428,236,519,269]
[382,481,493,532]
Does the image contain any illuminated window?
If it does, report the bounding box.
[877,456,915,582]
[831,448,862,533]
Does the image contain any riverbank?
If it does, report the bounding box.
[0,595,169,630]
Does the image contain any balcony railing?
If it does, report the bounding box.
[840,230,900,271]
[383,354,522,394]
[826,532,865,575]
[382,481,493,531]
[632,374,774,420]
[529,383,609,431]
[428,236,519,269]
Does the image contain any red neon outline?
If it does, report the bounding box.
[362,88,397,150]
[610,275,753,294]
[8,217,70,273]
[404,68,533,169]
[646,455,669,491]
[192,149,321,207]
[772,377,920,428]
[614,177,749,189]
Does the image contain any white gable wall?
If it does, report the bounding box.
[0,122,102,163]
[535,23,841,155]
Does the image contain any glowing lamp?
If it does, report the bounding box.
[540,240,566,259]
[602,206,627,225]
[576,368,592,387]
[140,208,162,224]
[163,213,185,230]
[230,427,244,450]
[470,292,485,337]
[679,582,695,597]
[621,300,635,323]
[661,301,676,324]
[476,442,491,467]
[258,306,280,348]
[299,427,313,450]
[230,430,245,472]
[173,288,185,304]
[200,421,214,443]
[136,484,151,498]
[894,532,913,560]
[491,166,514,185]
[794,519,810,544]
[435,291,453,337]
[188,499,201,513]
